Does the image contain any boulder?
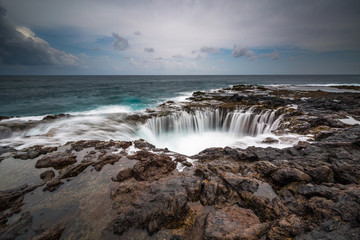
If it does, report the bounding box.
[271,168,311,186]
[35,153,77,169]
[40,170,55,181]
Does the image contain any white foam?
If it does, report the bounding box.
[67,105,132,115]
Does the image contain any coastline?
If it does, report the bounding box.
[0,84,360,239]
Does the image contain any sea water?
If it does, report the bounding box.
[1,75,360,155]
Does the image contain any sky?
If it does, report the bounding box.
[0,0,360,75]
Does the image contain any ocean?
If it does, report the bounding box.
[1,75,360,117]
[1,75,360,154]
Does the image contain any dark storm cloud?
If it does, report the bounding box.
[231,46,254,59]
[200,47,219,54]
[112,33,130,50]
[0,4,77,66]
[144,47,154,53]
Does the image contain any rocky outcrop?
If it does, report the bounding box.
[35,153,77,169]
[1,85,360,239]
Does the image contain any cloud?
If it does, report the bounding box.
[0,5,78,66]
[144,47,154,53]
[134,31,141,36]
[200,46,220,54]
[231,45,254,59]
[257,50,280,60]
[112,33,129,50]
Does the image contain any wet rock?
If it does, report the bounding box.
[132,154,176,181]
[222,174,259,193]
[204,205,266,240]
[112,168,133,182]
[0,115,10,121]
[110,177,190,235]
[59,162,92,179]
[271,167,311,186]
[14,146,58,160]
[40,170,55,181]
[134,139,155,150]
[0,212,32,240]
[268,214,306,239]
[31,224,65,240]
[92,154,121,171]
[42,114,69,121]
[0,185,27,212]
[194,147,240,162]
[295,220,360,240]
[306,165,334,183]
[0,126,12,139]
[262,137,279,144]
[200,180,219,206]
[43,179,63,192]
[35,153,77,169]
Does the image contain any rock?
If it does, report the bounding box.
[113,168,133,182]
[40,170,55,181]
[132,154,176,181]
[204,205,265,240]
[109,177,190,235]
[35,153,77,169]
[262,137,279,144]
[0,185,27,212]
[200,180,218,206]
[271,168,311,186]
[0,212,32,240]
[43,179,63,192]
[31,224,65,240]
[42,114,69,121]
[295,220,360,240]
[92,154,120,171]
[222,174,259,193]
[306,165,334,183]
[0,115,10,121]
[268,215,306,239]
[59,162,91,179]
[134,139,155,150]
[0,126,12,139]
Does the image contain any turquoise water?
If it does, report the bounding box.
[1,75,360,117]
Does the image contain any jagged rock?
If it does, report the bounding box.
[35,153,77,169]
[59,162,92,178]
[109,177,190,235]
[268,214,307,239]
[271,168,311,186]
[306,165,334,183]
[134,139,155,149]
[204,205,266,240]
[92,154,120,171]
[295,221,360,240]
[40,170,55,181]
[222,174,259,193]
[31,224,65,240]
[112,168,133,182]
[132,154,176,181]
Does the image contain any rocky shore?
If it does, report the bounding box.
[1,85,360,239]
